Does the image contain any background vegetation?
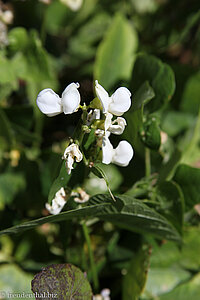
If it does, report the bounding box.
[0,0,200,299]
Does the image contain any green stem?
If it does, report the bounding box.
[145,148,151,177]
[82,222,99,291]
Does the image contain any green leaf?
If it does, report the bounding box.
[179,110,200,166]
[162,111,194,137]
[123,82,155,154]
[143,267,190,298]
[94,13,138,89]
[173,164,200,210]
[180,71,200,115]
[85,164,123,195]
[132,81,155,111]
[158,148,182,183]
[159,273,200,300]
[89,195,181,242]
[140,115,161,150]
[0,194,180,242]
[122,244,151,300]
[31,264,92,299]
[0,173,26,206]
[155,181,184,234]
[0,264,33,300]
[150,227,200,271]
[8,27,29,52]
[91,164,116,201]
[48,161,70,203]
[0,203,110,236]
[130,54,175,112]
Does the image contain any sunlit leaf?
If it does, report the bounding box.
[94,13,138,89]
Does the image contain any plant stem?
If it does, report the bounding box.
[145,148,151,177]
[82,222,99,291]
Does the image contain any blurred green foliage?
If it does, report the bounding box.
[0,0,199,299]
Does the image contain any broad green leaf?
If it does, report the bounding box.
[162,111,194,137]
[155,181,184,234]
[0,173,26,207]
[130,54,175,112]
[68,13,111,63]
[159,273,200,300]
[150,227,200,271]
[0,203,110,236]
[122,244,151,300]
[8,27,29,52]
[179,227,200,271]
[0,53,17,84]
[0,264,33,300]
[143,267,190,298]
[158,148,182,183]
[31,264,92,299]
[123,109,144,155]
[140,115,161,150]
[89,195,181,241]
[179,110,200,166]
[132,81,155,111]
[123,82,155,154]
[0,194,180,242]
[94,13,138,89]
[173,164,200,210]
[48,161,70,203]
[180,71,200,115]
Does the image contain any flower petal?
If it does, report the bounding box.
[62,82,80,114]
[109,87,131,116]
[104,112,113,132]
[95,80,110,114]
[112,140,134,167]
[108,117,127,135]
[60,0,83,11]
[102,136,114,165]
[45,187,66,215]
[36,88,62,116]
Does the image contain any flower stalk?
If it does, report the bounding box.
[82,222,99,291]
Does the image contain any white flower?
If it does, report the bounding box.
[63,143,83,174]
[105,112,126,136]
[60,0,83,11]
[86,109,100,125]
[95,80,131,116]
[71,187,90,203]
[45,187,66,215]
[93,288,111,300]
[36,82,80,117]
[102,136,134,167]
